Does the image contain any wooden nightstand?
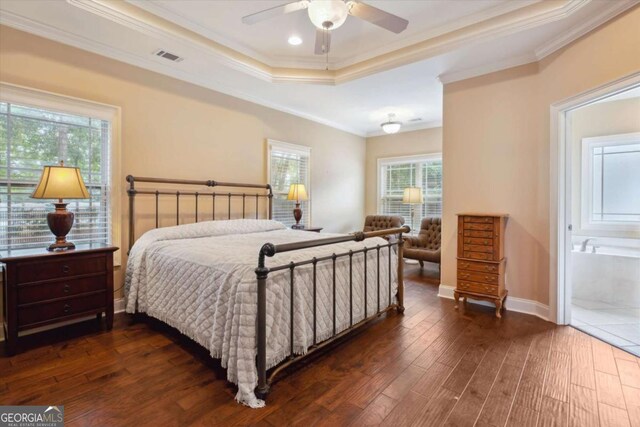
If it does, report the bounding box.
[1,244,118,355]
[291,226,323,233]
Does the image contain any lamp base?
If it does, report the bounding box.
[46,203,76,252]
[293,202,303,229]
[47,241,76,252]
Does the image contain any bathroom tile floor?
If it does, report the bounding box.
[572,298,640,357]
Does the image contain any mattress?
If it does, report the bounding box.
[125,219,397,407]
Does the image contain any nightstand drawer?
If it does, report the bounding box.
[18,291,106,328]
[18,275,106,304]
[16,254,106,284]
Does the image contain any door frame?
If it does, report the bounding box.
[549,71,640,324]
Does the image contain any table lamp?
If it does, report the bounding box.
[287,183,308,229]
[403,187,423,231]
[31,160,90,251]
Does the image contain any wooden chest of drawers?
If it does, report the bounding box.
[455,213,508,318]
[1,244,118,355]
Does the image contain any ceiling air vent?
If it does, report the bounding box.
[408,118,422,122]
[153,49,184,62]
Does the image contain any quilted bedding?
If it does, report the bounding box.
[125,219,397,407]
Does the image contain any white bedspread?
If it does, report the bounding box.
[125,219,397,407]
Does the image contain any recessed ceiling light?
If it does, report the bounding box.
[288,35,303,46]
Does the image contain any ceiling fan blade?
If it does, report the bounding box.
[314,28,331,55]
[349,2,408,33]
[242,1,308,25]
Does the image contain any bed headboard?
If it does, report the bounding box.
[126,175,273,251]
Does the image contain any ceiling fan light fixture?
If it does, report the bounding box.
[381,114,402,134]
[308,0,349,30]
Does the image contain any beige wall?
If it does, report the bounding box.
[0,26,366,296]
[442,6,640,305]
[570,97,640,239]
[364,127,442,216]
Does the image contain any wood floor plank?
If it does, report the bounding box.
[380,390,430,427]
[410,386,459,426]
[349,393,398,426]
[592,337,619,376]
[595,370,628,410]
[617,359,640,389]
[443,339,511,427]
[537,396,568,427]
[622,385,640,427]
[475,363,523,426]
[543,350,571,403]
[506,404,538,427]
[569,384,599,427]
[381,364,426,401]
[599,403,632,427]
[571,340,596,390]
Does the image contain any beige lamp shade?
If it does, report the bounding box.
[31,162,90,200]
[402,187,423,205]
[287,184,308,202]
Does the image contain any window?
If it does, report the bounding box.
[378,154,442,233]
[0,83,119,254]
[581,133,640,230]
[268,140,311,227]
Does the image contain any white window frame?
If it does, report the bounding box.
[376,153,442,233]
[0,82,122,264]
[266,139,312,226]
[580,132,640,233]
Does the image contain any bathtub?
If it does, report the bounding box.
[572,241,640,308]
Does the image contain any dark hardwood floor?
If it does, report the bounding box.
[2,263,639,426]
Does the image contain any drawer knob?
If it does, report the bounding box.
[63,304,71,313]
[62,265,70,274]
[484,240,489,245]
[63,284,71,293]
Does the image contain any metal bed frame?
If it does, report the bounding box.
[126,175,408,400]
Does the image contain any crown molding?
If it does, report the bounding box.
[534,0,639,60]
[0,10,365,136]
[366,119,443,138]
[437,0,638,85]
[438,53,538,84]
[60,0,607,86]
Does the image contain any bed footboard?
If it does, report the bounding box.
[254,226,409,399]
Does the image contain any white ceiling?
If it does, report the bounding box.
[130,0,531,69]
[0,0,636,136]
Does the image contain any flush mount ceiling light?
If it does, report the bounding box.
[381,113,402,134]
[288,35,303,45]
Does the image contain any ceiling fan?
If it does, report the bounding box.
[242,0,409,55]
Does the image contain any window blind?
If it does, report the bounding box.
[268,141,311,227]
[0,102,111,251]
[379,155,442,234]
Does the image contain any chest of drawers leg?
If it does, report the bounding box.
[1,245,118,355]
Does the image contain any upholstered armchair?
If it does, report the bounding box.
[363,215,405,232]
[403,217,441,269]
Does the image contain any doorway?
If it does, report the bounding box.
[556,79,640,356]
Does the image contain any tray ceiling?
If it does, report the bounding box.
[0,0,636,135]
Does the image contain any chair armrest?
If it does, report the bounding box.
[403,236,423,249]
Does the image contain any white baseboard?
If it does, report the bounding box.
[438,284,550,321]
[0,298,125,342]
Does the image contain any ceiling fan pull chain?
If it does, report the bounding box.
[325,28,329,71]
